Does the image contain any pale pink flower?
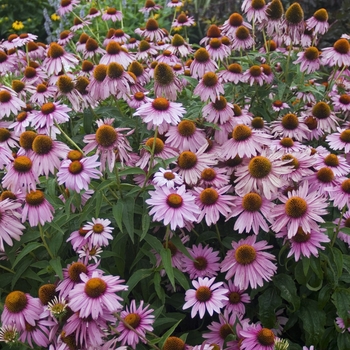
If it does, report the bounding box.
[240,323,275,350]
[82,218,114,248]
[183,277,228,319]
[222,280,250,315]
[0,88,26,119]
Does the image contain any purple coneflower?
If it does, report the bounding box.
[234,150,292,200]
[22,190,54,227]
[244,0,268,24]
[102,7,123,22]
[183,277,228,319]
[271,181,328,238]
[57,151,101,192]
[227,192,274,235]
[2,155,39,193]
[174,144,216,185]
[68,271,127,319]
[220,13,252,39]
[140,0,162,13]
[306,8,329,35]
[203,96,234,124]
[218,62,244,84]
[116,300,155,348]
[240,323,275,350]
[57,0,80,16]
[167,0,183,7]
[294,46,321,74]
[100,41,134,68]
[1,291,43,331]
[134,97,185,132]
[190,48,218,79]
[0,89,26,119]
[172,12,195,28]
[270,113,310,141]
[322,38,350,67]
[222,280,250,315]
[221,235,277,290]
[140,18,166,42]
[30,84,57,105]
[283,2,304,46]
[276,226,330,261]
[327,127,350,153]
[232,26,254,51]
[0,198,25,252]
[82,218,113,248]
[331,93,350,112]
[154,62,182,101]
[83,118,133,172]
[43,42,78,75]
[194,72,224,102]
[152,167,183,189]
[242,65,267,86]
[146,185,200,230]
[182,243,220,279]
[313,152,350,177]
[199,167,229,188]
[127,91,152,109]
[327,177,350,210]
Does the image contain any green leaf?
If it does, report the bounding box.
[171,235,192,260]
[338,332,350,350]
[173,269,190,290]
[159,318,184,348]
[299,299,326,346]
[13,242,43,268]
[113,202,123,232]
[118,167,147,176]
[258,287,282,328]
[50,257,63,280]
[122,268,153,299]
[83,109,93,134]
[273,274,300,311]
[302,257,310,276]
[153,272,165,304]
[48,231,63,257]
[160,248,175,289]
[122,196,135,242]
[340,227,350,235]
[12,259,32,289]
[143,234,164,252]
[94,190,103,217]
[332,288,350,324]
[22,268,44,283]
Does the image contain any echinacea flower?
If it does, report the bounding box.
[283,2,304,46]
[220,12,252,39]
[102,7,123,22]
[166,120,207,152]
[183,277,228,318]
[152,167,183,189]
[2,155,39,193]
[306,8,329,35]
[271,181,328,238]
[327,128,350,153]
[0,324,18,344]
[221,235,277,289]
[193,72,224,102]
[22,190,54,227]
[174,144,216,185]
[199,167,230,188]
[240,323,275,350]
[82,218,114,248]
[182,243,221,279]
[221,124,272,159]
[276,226,330,261]
[172,12,195,28]
[0,198,25,252]
[234,150,292,200]
[116,300,155,348]
[202,96,234,124]
[154,62,182,101]
[193,185,235,226]
[322,38,350,67]
[140,18,166,42]
[327,177,350,210]
[227,192,274,235]
[69,271,127,319]
[313,152,350,177]
[83,118,133,172]
[56,260,102,299]
[1,291,43,331]
[218,62,244,84]
[190,48,218,79]
[232,26,254,51]
[294,46,321,74]
[222,280,250,315]
[0,89,26,119]
[244,0,268,24]
[57,0,80,16]
[134,97,186,132]
[146,185,200,230]
[43,42,79,75]
[31,135,70,177]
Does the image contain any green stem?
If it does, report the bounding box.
[0,264,15,273]
[54,122,84,153]
[332,206,347,247]
[39,223,54,260]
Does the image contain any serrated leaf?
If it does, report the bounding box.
[258,287,282,328]
[299,299,326,346]
[273,274,300,311]
[13,242,43,268]
[332,288,350,324]
[337,332,350,350]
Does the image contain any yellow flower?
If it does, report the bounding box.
[173,26,182,32]
[51,13,60,21]
[153,13,160,20]
[12,21,24,31]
